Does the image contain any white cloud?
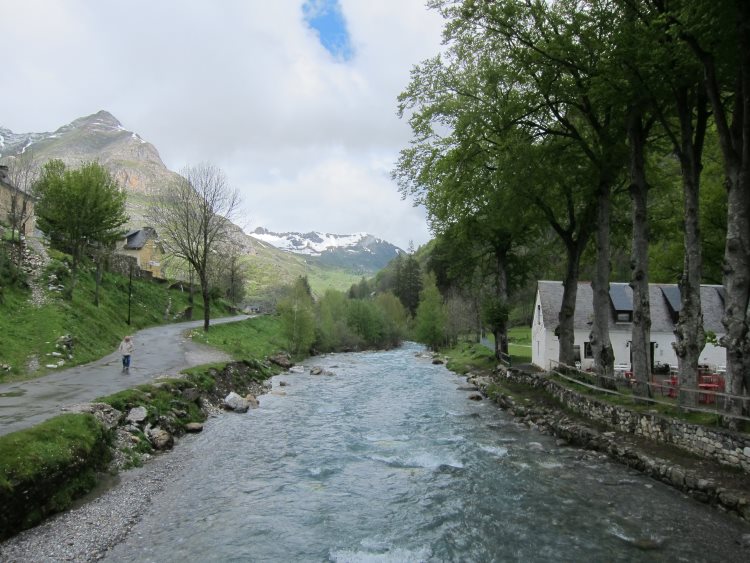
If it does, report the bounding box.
[0,0,444,249]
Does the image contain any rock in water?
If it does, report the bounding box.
[268,353,293,369]
[224,391,250,413]
[185,422,204,433]
[468,394,483,401]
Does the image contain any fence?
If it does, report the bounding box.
[549,360,750,424]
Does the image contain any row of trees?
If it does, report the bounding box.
[394,0,750,416]
[277,276,409,356]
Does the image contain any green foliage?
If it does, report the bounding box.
[0,242,24,290]
[482,299,509,333]
[188,315,288,361]
[98,380,205,431]
[0,261,234,382]
[276,277,316,357]
[414,274,447,351]
[313,289,408,353]
[0,413,111,539]
[34,160,128,278]
[442,340,497,375]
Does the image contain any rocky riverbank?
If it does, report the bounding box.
[464,366,750,527]
[0,359,278,561]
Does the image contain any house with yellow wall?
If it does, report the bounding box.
[0,164,36,237]
[119,227,164,278]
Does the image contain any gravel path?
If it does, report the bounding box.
[0,423,204,562]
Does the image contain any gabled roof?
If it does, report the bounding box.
[124,227,158,250]
[537,280,725,334]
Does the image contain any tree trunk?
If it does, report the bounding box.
[187,267,194,321]
[201,275,211,332]
[557,241,584,367]
[590,183,615,388]
[494,250,509,360]
[685,2,750,421]
[628,108,652,398]
[721,165,750,416]
[533,196,594,368]
[94,255,103,307]
[673,87,708,409]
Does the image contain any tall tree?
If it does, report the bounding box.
[414,274,447,351]
[667,0,750,414]
[34,160,128,299]
[3,152,38,269]
[278,276,315,356]
[149,163,240,331]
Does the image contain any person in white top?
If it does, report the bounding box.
[118,335,134,372]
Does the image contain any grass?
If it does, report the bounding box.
[0,413,111,539]
[443,340,497,375]
[188,314,291,360]
[0,252,235,383]
[98,380,205,430]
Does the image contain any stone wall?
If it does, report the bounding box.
[500,367,750,474]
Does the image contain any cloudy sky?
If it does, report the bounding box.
[1,0,445,249]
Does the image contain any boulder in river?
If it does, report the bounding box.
[224,391,250,413]
[468,394,483,401]
[147,427,174,450]
[185,422,204,433]
[310,367,323,375]
[268,353,293,369]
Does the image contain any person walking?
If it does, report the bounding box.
[119,335,134,372]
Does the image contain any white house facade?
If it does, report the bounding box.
[532,281,726,372]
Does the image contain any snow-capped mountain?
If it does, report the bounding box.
[251,228,403,273]
[0,110,181,194]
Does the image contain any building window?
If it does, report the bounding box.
[616,311,633,323]
[584,342,593,358]
[537,304,541,325]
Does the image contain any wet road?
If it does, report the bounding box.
[0,315,250,436]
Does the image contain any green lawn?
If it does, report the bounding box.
[188,314,292,361]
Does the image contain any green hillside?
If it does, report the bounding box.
[242,239,363,305]
[0,248,235,383]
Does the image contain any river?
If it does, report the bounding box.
[105,343,748,562]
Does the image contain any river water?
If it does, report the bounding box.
[105,343,748,562]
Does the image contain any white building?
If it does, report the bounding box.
[531,281,726,372]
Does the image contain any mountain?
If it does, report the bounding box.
[0,110,182,195]
[0,111,394,300]
[251,228,403,273]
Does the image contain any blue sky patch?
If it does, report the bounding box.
[302,0,354,62]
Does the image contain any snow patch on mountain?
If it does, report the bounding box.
[251,228,376,256]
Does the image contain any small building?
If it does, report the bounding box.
[119,227,164,278]
[531,280,726,372]
[0,164,36,236]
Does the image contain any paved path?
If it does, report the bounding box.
[0,315,250,436]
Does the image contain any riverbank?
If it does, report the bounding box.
[0,431,196,562]
[459,362,750,527]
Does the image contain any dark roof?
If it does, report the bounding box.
[124,227,158,250]
[609,284,633,312]
[661,286,682,317]
[537,281,725,334]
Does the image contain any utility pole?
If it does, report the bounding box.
[127,263,133,325]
